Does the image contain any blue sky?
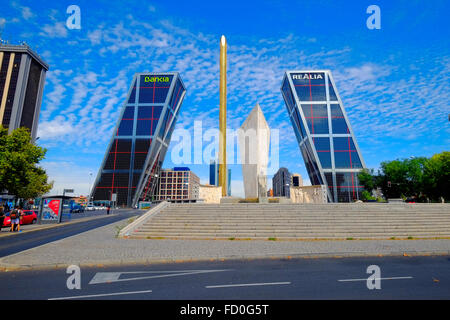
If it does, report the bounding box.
[1,0,449,197]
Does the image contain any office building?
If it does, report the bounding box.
[156,167,200,201]
[272,167,291,197]
[0,44,49,140]
[209,160,219,186]
[281,70,366,202]
[91,72,186,207]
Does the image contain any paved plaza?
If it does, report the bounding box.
[1,215,449,270]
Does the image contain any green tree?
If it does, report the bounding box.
[0,126,52,199]
[404,157,428,198]
[423,151,450,201]
[377,157,427,200]
[378,159,408,199]
[358,168,378,201]
[358,168,376,192]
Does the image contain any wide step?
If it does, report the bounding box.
[126,203,450,240]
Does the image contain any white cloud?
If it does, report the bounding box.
[34,12,450,196]
[40,22,68,38]
[334,60,450,141]
[21,6,33,20]
[11,1,34,20]
[42,161,97,197]
[37,115,76,139]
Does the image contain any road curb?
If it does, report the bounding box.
[1,250,449,272]
[118,202,169,238]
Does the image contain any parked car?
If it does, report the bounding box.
[85,205,95,211]
[21,210,38,224]
[1,213,9,227]
[70,204,84,213]
[2,210,38,227]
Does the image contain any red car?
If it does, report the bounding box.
[2,210,38,227]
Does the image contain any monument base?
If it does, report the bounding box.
[220,196,242,204]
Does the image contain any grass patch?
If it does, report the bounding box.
[390,237,396,240]
[346,237,354,240]
[238,198,259,203]
[115,217,138,238]
[228,237,235,240]
[115,225,123,237]
[407,236,414,239]
[268,237,277,241]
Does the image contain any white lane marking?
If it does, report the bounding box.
[89,272,121,284]
[89,269,231,285]
[206,282,291,289]
[338,276,413,282]
[48,289,152,300]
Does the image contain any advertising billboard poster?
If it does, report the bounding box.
[138,202,152,210]
[40,198,62,223]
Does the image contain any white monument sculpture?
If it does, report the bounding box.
[238,103,270,199]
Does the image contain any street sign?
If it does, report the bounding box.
[64,189,74,193]
[111,193,117,202]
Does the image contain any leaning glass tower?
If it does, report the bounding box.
[91,72,186,207]
[281,70,366,202]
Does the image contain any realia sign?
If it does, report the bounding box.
[292,73,323,80]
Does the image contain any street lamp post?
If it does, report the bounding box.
[88,172,93,204]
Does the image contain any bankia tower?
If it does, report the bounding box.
[281,70,366,202]
[91,73,186,207]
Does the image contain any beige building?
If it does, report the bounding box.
[156,168,199,201]
[291,173,303,187]
[238,103,270,198]
[290,185,328,204]
[199,185,222,204]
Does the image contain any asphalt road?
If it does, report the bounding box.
[0,209,138,258]
[0,255,449,300]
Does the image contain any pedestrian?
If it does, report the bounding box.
[10,206,20,232]
[0,205,5,230]
[106,205,110,215]
[17,206,24,232]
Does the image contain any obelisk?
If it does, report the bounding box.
[219,35,227,197]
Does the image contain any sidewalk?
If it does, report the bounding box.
[1,216,449,270]
[0,213,119,238]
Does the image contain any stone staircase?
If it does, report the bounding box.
[127,203,450,240]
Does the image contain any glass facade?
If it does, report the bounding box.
[209,160,218,186]
[20,59,42,129]
[281,70,366,202]
[1,54,22,128]
[91,73,186,207]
